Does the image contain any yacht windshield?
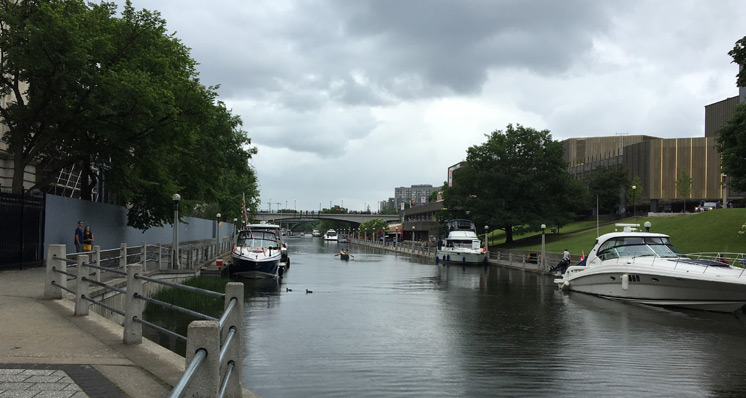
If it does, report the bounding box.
[237,231,279,249]
[597,236,681,260]
[446,239,479,249]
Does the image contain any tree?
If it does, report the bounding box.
[675,171,693,212]
[717,36,746,192]
[442,124,574,244]
[0,0,257,229]
[728,36,746,87]
[358,219,389,238]
[586,166,630,214]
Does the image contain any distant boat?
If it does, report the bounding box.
[337,233,350,243]
[312,229,321,237]
[337,249,351,260]
[435,219,487,264]
[324,229,338,241]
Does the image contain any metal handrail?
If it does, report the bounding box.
[134,293,219,322]
[81,295,125,316]
[52,255,79,264]
[86,262,127,276]
[50,280,75,295]
[170,348,207,398]
[82,277,126,295]
[218,298,237,329]
[219,326,237,365]
[134,274,226,299]
[52,267,76,279]
[218,361,236,398]
[133,316,187,342]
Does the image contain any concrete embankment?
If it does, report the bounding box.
[350,239,557,275]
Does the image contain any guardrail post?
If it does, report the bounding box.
[45,245,67,299]
[124,263,143,345]
[120,243,127,269]
[75,255,90,316]
[141,242,147,269]
[186,320,220,397]
[93,245,101,282]
[222,282,244,397]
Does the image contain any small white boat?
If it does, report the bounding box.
[554,226,746,313]
[312,229,321,237]
[435,219,487,264]
[324,229,338,241]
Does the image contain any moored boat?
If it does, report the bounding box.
[337,233,350,243]
[435,219,488,264]
[324,229,338,241]
[312,229,321,237]
[554,225,746,313]
[230,229,283,279]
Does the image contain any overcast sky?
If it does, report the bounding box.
[122,0,744,213]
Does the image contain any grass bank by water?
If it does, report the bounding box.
[493,209,746,255]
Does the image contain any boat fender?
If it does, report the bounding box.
[446,255,450,262]
[462,257,466,263]
[435,256,439,265]
[621,274,629,290]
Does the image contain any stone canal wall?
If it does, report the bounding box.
[350,238,559,275]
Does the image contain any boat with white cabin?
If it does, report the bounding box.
[324,229,338,241]
[554,224,746,313]
[230,229,283,279]
[435,219,488,264]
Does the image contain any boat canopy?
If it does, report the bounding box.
[446,219,476,232]
[237,230,280,249]
[596,236,681,261]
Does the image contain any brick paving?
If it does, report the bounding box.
[0,364,125,398]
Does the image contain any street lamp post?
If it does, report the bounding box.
[540,224,546,270]
[484,225,489,252]
[216,213,221,255]
[644,221,652,232]
[411,226,415,252]
[172,194,181,269]
[233,218,237,243]
[631,185,637,217]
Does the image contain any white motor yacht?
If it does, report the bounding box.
[435,219,488,264]
[555,227,746,313]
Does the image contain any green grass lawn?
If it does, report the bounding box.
[491,209,746,255]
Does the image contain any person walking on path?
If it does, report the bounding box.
[82,225,95,252]
[74,220,84,253]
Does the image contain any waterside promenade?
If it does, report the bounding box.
[0,267,258,398]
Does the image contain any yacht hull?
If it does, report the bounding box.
[435,249,487,264]
[559,265,746,313]
[230,252,281,279]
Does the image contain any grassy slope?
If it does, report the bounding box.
[491,209,746,255]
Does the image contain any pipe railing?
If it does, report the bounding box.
[44,244,246,397]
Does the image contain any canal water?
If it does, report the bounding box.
[240,237,746,397]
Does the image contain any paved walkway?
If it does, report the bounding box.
[0,267,256,398]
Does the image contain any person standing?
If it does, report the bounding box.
[74,221,84,252]
[82,225,94,252]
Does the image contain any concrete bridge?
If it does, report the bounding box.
[253,212,400,227]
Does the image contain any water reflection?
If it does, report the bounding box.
[154,236,746,397]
